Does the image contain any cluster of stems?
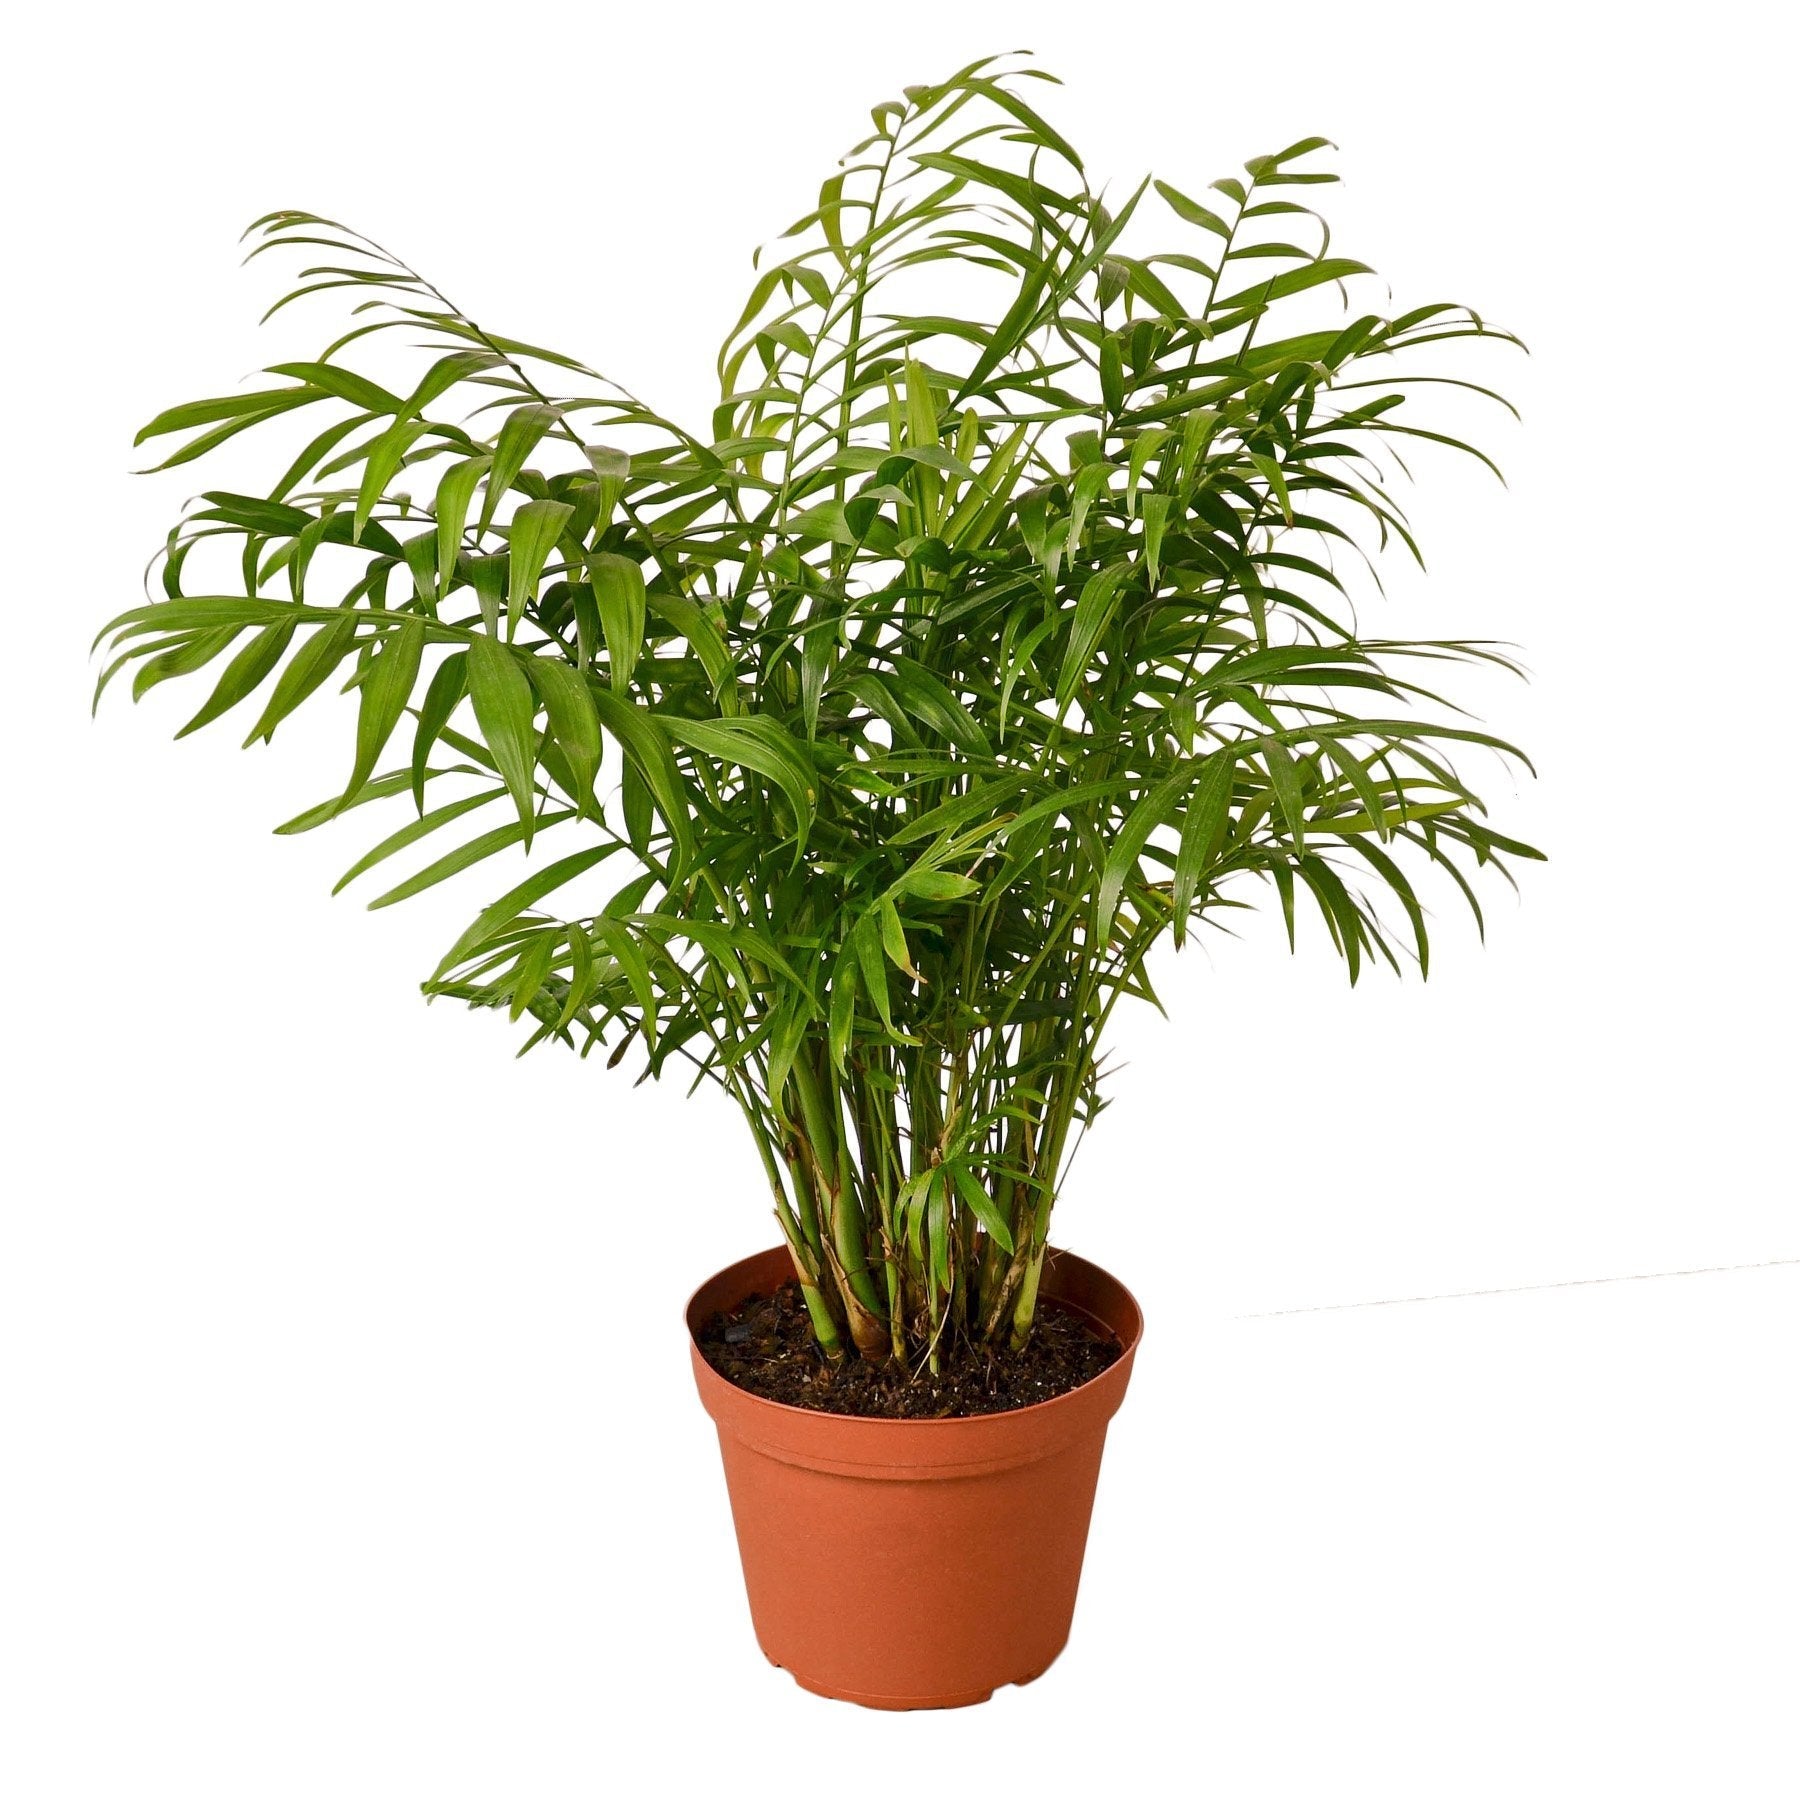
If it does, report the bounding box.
[763,1014,1089,1371]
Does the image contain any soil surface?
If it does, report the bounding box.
[696,1279,1122,1419]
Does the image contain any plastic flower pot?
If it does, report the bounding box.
[687,1244,1142,1709]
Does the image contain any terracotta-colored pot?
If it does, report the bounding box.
[687,1244,1142,1709]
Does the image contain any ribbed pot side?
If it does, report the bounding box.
[687,1245,1142,1710]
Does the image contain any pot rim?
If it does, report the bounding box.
[685,1242,1143,1433]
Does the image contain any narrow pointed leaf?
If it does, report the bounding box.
[465,635,540,839]
[344,623,425,806]
[433,844,620,979]
[527,658,602,812]
[589,552,647,689]
[506,498,575,635]
[411,650,468,810]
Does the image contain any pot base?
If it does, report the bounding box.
[766,1647,1062,1710]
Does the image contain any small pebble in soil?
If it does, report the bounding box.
[697,1280,1122,1419]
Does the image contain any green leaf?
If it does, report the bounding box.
[507,932,557,1021]
[434,458,488,600]
[1141,493,1170,586]
[594,918,659,1047]
[948,1161,1014,1254]
[958,251,1052,401]
[132,627,242,702]
[276,769,422,837]
[242,615,359,745]
[135,385,318,445]
[1172,753,1236,944]
[265,361,404,415]
[827,942,858,1073]
[1056,564,1128,709]
[344,624,425,807]
[590,687,694,864]
[1066,460,1112,552]
[571,584,602,673]
[893,868,978,903]
[432,844,621,979]
[528,658,602,812]
[195,492,312,536]
[506,498,575,636]
[353,417,431,542]
[405,349,502,412]
[877,897,920,980]
[411,650,468,811]
[1261,735,1308,848]
[889,772,1030,847]
[645,591,734,702]
[761,318,814,359]
[556,921,594,1029]
[366,809,574,908]
[852,913,894,1033]
[465,635,540,840]
[1098,767,1187,934]
[480,403,558,530]
[333,787,504,894]
[589,552,647,690]
[1154,178,1233,238]
[1100,335,1125,415]
[175,621,296,738]
[884,662,991,757]
[1266,135,1337,166]
[465,554,507,635]
[663,713,815,850]
[1215,257,1373,314]
[1341,835,1431,976]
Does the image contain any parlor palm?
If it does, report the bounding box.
[98,54,1540,1372]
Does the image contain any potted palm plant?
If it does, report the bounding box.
[96,54,1539,1708]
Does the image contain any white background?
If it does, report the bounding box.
[3,2,1796,1794]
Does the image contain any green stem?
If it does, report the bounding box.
[792,1049,887,1349]
[1009,1246,1047,1354]
[773,1195,846,1366]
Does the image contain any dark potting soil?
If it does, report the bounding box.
[696,1280,1122,1419]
